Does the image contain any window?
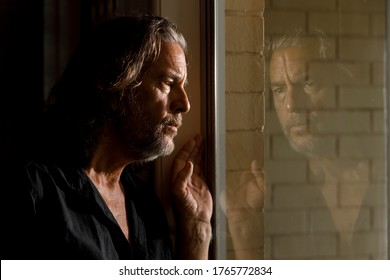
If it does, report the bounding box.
[216,0,389,260]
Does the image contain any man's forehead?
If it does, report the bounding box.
[272,44,319,63]
[270,45,321,76]
[150,43,187,76]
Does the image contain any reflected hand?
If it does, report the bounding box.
[220,160,264,259]
[221,160,264,222]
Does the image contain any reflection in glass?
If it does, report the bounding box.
[222,0,387,260]
[264,0,387,259]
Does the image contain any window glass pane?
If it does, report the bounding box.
[221,0,266,259]
[220,0,388,260]
[264,0,387,259]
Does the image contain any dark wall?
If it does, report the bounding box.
[1,0,44,116]
[0,0,155,169]
[1,0,44,168]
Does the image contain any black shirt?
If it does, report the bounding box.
[2,161,173,260]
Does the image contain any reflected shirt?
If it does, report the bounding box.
[2,161,173,260]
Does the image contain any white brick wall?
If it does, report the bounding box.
[226,93,263,130]
[225,0,266,259]
[226,54,263,92]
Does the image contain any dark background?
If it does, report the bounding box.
[0,0,155,168]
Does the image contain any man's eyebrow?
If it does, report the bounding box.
[159,71,188,84]
[270,81,285,87]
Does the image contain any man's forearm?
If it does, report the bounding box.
[176,221,212,259]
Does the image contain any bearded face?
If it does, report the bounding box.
[270,45,331,157]
[115,42,189,162]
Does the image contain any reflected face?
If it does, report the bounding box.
[119,42,190,161]
[270,44,328,155]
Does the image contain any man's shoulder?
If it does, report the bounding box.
[22,160,87,194]
[24,160,67,180]
[24,160,52,174]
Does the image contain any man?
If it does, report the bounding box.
[2,16,212,260]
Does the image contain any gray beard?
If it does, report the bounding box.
[117,103,176,162]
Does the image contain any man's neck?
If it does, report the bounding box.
[84,129,135,189]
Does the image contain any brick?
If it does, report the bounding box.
[340,63,371,85]
[373,111,385,133]
[339,231,387,257]
[339,135,385,158]
[264,159,307,183]
[307,208,337,235]
[271,0,337,10]
[372,14,386,36]
[226,54,264,92]
[340,183,382,207]
[312,111,370,133]
[310,62,370,86]
[226,0,264,12]
[358,184,387,206]
[273,134,336,158]
[226,16,263,53]
[265,210,307,234]
[339,86,384,109]
[264,11,306,34]
[315,86,337,108]
[273,234,337,258]
[338,14,370,36]
[339,0,386,13]
[273,184,335,209]
[272,135,308,159]
[226,131,264,170]
[310,208,371,232]
[372,159,385,182]
[310,13,371,36]
[308,13,340,35]
[309,159,370,183]
[373,206,387,230]
[339,38,384,61]
[226,93,264,130]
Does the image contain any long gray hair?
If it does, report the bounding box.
[265,28,330,63]
[47,15,187,164]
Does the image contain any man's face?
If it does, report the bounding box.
[119,42,189,162]
[270,43,330,155]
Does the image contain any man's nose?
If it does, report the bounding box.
[170,87,190,114]
[286,85,309,112]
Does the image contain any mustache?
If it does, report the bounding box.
[162,114,182,127]
[285,114,307,131]
[285,113,318,130]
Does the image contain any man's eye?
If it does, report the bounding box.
[161,81,173,91]
[272,87,286,98]
[304,80,320,94]
[305,80,315,87]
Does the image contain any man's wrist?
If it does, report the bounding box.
[176,221,212,259]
